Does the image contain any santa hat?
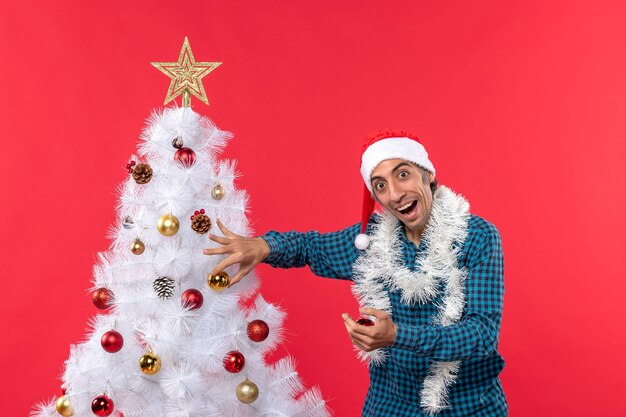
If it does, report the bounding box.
[355,129,436,249]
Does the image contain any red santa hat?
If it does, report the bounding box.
[355,129,436,249]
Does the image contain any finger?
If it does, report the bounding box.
[228,266,252,287]
[342,313,374,336]
[342,315,353,334]
[350,322,375,337]
[349,333,374,351]
[208,233,231,245]
[360,307,389,320]
[216,219,238,239]
[341,317,367,350]
[202,246,231,256]
[342,316,374,351]
[209,255,239,276]
[341,313,356,326]
[349,329,373,345]
[350,337,368,352]
[342,313,357,327]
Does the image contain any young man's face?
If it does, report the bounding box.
[370,158,435,234]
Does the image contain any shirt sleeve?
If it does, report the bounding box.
[392,224,505,361]
[261,222,362,280]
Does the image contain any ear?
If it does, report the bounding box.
[428,172,435,182]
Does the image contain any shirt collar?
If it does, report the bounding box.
[398,225,426,252]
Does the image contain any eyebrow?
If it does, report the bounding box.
[370,162,412,183]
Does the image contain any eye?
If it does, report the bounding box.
[398,170,409,179]
[374,182,386,191]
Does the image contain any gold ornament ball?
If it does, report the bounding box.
[211,183,226,200]
[55,395,74,417]
[139,352,162,375]
[236,379,259,404]
[207,271,229,291]
[131,239,145,255]
[157,214,179,236]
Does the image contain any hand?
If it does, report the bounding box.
[201,219,270,287]
[341,308,397,352]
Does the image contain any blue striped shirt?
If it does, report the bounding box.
[262,213,507,416]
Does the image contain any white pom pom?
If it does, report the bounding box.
[354,233,370,250]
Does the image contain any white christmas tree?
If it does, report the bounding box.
[33,39,330,417]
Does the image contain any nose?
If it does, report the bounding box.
[388,180,405,202]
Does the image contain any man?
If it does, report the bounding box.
[202,129,507,416]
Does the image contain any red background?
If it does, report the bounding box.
[1,1,625,416]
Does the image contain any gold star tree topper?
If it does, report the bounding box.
[152,37,222,107]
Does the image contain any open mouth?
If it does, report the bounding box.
[396,200,418,217]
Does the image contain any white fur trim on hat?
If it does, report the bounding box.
[360,137,435,193]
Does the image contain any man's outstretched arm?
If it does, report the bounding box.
[202,219,362,286]
[261,223,361,280]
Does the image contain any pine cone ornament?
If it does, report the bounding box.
[190,209,211,234]
[132,163,153,184]
[153,277,175,299]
